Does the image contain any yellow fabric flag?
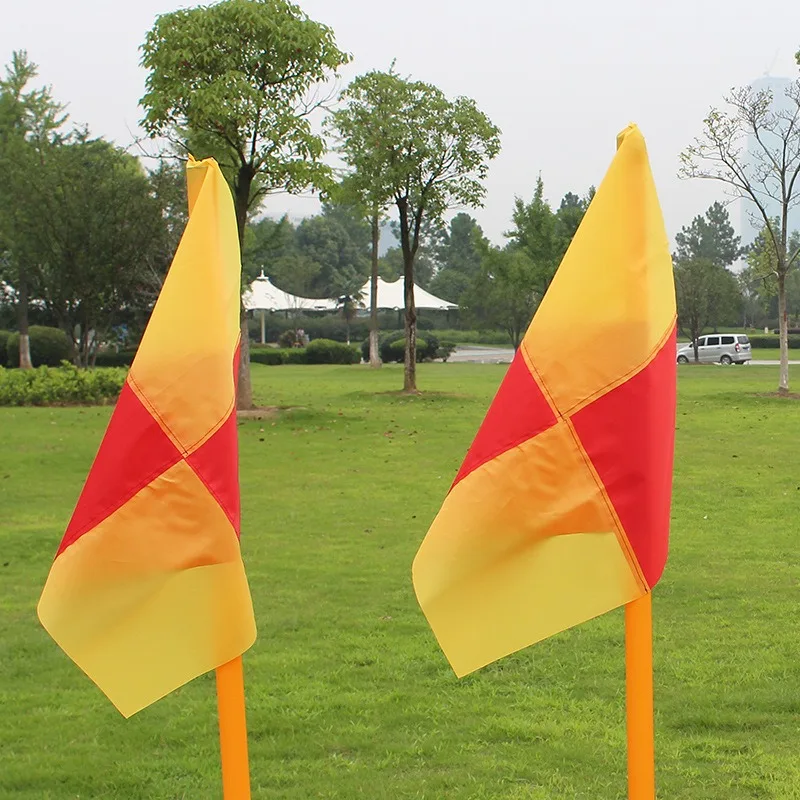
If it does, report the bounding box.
[38,157,256,717]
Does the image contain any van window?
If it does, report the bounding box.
[706,336,720,346]
[696,337,706,347]
[737,335,750,344]
[721,335,735,344]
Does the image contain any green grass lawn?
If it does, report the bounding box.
[2,363,800,798]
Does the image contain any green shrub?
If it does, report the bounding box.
[437,340,458,361]
[7,326,71,367]
[94,349,137,367]
[379,333,439,363]
[0,363,126,406]
[305,338,360,365]
[746,335,800,349]
[249,348,286,366]
[284,348,307,364]
[0,331,11,366]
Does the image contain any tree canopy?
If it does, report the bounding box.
[331,67,501,390]
[681,81,800,392]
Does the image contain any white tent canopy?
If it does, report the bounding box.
[359,277,457,310]
[243,272,337,312]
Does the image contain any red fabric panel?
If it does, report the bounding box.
[452,350,557,489]
[57,382,182,556]
[186,409,240,536]
[571,327,676,587]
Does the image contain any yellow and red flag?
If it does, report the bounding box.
[38,156,256,718]
[413,125,676,677]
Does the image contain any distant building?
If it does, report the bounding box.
[740,76,800,245]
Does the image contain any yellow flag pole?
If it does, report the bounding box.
[625,592,655,800]
[216,656,252,799]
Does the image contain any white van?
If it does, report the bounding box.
[677,334,752,364]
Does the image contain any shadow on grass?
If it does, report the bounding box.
[349,389,473,405]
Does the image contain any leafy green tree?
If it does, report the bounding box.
[505,177,560,298]
[325,177,387,366]
[747,223,800,327]
[27,136,164,366]
[140,0,350,408]
[674,257,717,360]
[143,160,189,294]
[672,203,744,333]
[464,246,539,348]
[553,188,594,258]
[330,265,365,345]
[737,264,769,328]
[428,213,487,304]
[0,51,66,368]
[270,252,322,298]
[674,201,742,268]
[681,82,800,393]
[331,68,500,391]
[294,205,370,295]
[242,215,297,284]
[377,247,403,281]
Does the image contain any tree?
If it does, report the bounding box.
[242,215,297,284]
[330,265,365,345]
[146,160,188,286]
[673,203,743,332]
[294,206,370,295]
[0,51,66,368]
[428,213,487,305]
[505,177,560,299]
[553,188,594,259]
[325,177,386,367]
[674,201,742,267]
[140,0,350,408]
[680,81,800,393]
[674,257,716,360]
[464,246,539,348]
[27,136,165,366]
[331,69,500,392]
[747,223,800,326]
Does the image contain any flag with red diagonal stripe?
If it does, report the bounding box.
[412,124,676,676]
[37,156,256,718]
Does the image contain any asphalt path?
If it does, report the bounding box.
[450,345,800,366]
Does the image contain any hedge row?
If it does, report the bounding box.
[425,328,511,346]
[250,339,360,366]
[247,312,451,344]
[747,335,800,349]
[0,364,126,406]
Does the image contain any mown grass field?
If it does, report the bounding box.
[2,362,800,799]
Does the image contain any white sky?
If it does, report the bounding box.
[3,0,800,245]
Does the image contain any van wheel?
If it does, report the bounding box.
[677,355,689,364]
[720,355,732,365]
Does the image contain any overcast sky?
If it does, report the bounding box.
[3,0,800,245]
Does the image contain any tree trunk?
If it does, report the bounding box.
[17,269,33,369]
[234,166,255,410]
[369,213,381,368]
[777,271,789,394]
[403,273,417,392]
[397,199,417,392]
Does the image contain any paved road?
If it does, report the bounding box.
[450,346,800,367]
[449,346,514,363]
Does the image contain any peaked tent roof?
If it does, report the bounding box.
[359,277,457,310]
[243,273,337,312]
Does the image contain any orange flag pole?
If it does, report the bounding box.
[216,656,252,800]
[625,592,655,800]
